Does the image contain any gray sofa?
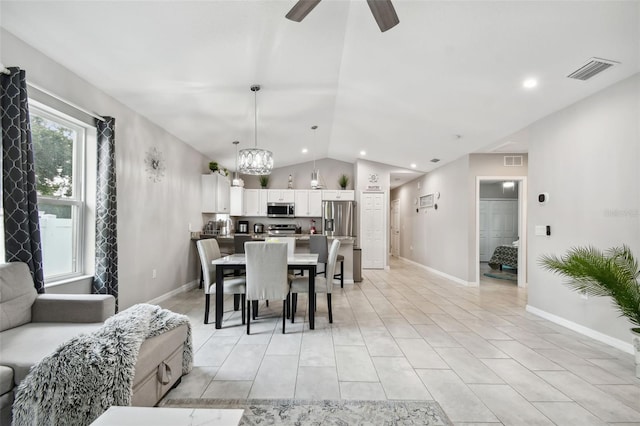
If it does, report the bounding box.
[0,262,189,424]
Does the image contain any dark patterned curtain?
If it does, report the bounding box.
[1,67,45,292]
[92,117,118,310]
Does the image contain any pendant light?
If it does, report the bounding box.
[310,125,320,189]
[231,140,243,187]
[238,85,274,175]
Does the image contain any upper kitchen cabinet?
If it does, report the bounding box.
[201,174,230,213]
[267,189,295,203]
[322,190,355,201]
[244,189,268,216]
[230,187,244,216]
[295,190,322,217]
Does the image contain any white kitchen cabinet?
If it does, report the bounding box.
[201,174,230,213]
[244,189,268,216]
[267,189,295,203]
[230,187,244,216]
[322,190,355,201]
[295,190,322,217]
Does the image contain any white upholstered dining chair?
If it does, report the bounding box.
[290,239,340,323]
[196,238,246,325]
[244,242,291,334]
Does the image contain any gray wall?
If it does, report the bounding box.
[480,182,519,199]
[240,158,354,190]
[2,30,209,309]
[527,73,640,345]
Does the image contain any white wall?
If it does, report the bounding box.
[527,73,640,347]
[2,30,209,309]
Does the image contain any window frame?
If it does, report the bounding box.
[29,100,89,283]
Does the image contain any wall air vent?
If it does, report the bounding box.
[430,158,440,163]
[504,155,523,167]
[567,57,619,81]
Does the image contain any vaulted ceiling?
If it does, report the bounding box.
[1,1,638,176]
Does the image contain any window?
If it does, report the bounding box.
[30,103,88,282]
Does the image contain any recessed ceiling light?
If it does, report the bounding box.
[523,78,538,89]
[302,148,308,153]
[410,163,417,168]
[360,150,366,156]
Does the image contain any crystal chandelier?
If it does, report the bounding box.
[238,85,273,175]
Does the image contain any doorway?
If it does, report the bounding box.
[475,176,527,287]
[391,199,400,257]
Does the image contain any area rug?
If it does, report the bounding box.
[161,398,452,425]
[483,270,517,281]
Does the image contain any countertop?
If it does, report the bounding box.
[192,233,355,243]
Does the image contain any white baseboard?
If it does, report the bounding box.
[398,257,475,287]
[147,279,199,306]
[526,305,634,355]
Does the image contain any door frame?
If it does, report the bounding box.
[475,176,527,287]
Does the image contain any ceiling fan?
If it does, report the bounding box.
[286,0,400,33]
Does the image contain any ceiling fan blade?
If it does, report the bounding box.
[285,0,322,22]
[366,0,399,32]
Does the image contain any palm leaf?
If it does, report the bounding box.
[539,245,640,327]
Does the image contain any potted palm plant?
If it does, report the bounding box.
[539,245,640,377]
[338,174,349,190]
[258,175,269,189]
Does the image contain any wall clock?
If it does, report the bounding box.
[368,173,378,183]
[145,147,165,183]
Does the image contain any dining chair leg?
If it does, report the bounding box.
[282,296,288,334]
[233,294,240,311]
[252,300,258,319]
[241,294,246,325]
[204,293,210,324]
[291,293,297,323]
[286,294,290,319]
[266,300,269,307]
[327,293,333,323]
[246,300,251,335]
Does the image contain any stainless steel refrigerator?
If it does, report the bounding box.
[322,200,355,237]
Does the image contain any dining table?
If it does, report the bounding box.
[212,253,319,329]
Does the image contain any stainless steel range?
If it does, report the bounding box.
[267,224,297,235]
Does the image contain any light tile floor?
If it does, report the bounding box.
[161,259,640,425]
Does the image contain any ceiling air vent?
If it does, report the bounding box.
[504,155,523,167]
[567,57,619,81]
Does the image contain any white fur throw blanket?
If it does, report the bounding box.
[12,303,193,426]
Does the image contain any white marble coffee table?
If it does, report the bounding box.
[90,406,244,425]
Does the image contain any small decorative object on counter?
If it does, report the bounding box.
[288,174,293,189]
[309,219,316,234]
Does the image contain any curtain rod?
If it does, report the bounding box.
[27,81,105,122]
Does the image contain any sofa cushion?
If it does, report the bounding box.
[0,263,38,332]
[0,366,13,395]
[0,322,103,384]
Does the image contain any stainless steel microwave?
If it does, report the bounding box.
[267,203,295,218]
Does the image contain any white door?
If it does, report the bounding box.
[391,199,400,257]
[362,192,385,269]
[480,200,518,261]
